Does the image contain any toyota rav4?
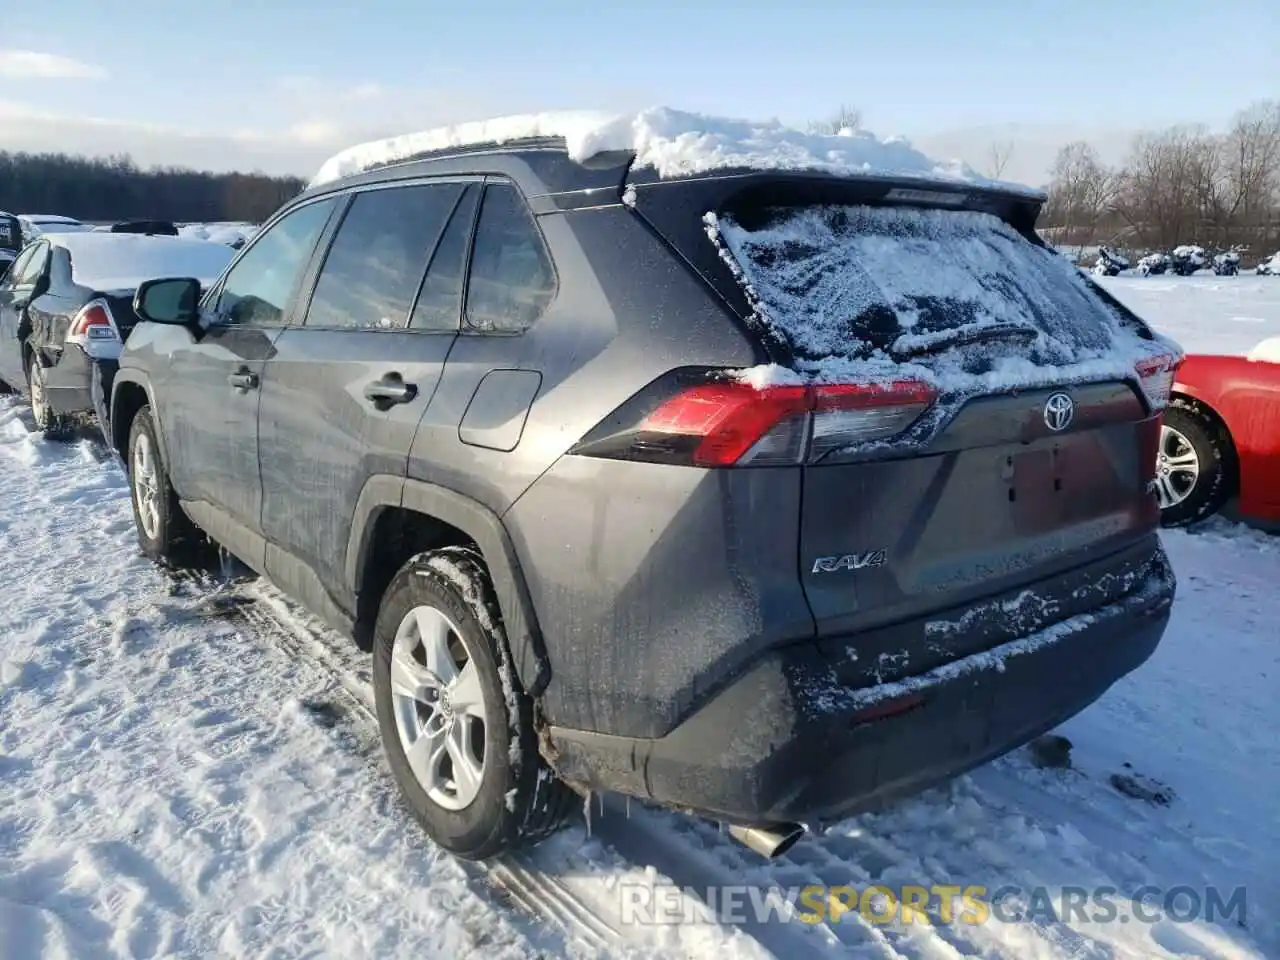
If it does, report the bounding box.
[106,110,1179,861]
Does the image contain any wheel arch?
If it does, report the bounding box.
[108,373,170,468]
[1168,391,1239,493]
[347,476,551,698]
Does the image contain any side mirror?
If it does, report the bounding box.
[134,277,202,325]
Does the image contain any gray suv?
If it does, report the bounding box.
[107,137,1178,861]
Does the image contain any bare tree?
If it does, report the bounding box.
[808,104,863,136]
[1044,141,1115,247]
[1220,100,1280,246]
[985,139,1016,179]
[1112,126,1220,249]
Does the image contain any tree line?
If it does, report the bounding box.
[0,152,307,225]
[1041,100,1280,260]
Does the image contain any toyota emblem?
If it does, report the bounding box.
[1043,392,1075,432]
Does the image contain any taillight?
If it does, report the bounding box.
[66,300,122,358]
[1135,353,1182,410]
[69,303,118,340]
[570,369,937,467]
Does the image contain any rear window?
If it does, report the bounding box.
[713,204,1138,371]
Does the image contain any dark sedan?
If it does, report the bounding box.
[0,232,233,436]
[0,212,19,275]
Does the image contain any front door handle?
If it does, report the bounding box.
[228,369,258,390]
[363,374,417,408]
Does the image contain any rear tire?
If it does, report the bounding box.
[371,546,573,860]
[26,354,71,441]
[1157,400,1234,526]
[127,406,198,565]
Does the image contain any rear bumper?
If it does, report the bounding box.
[547,543,1175,827]
[90,357,119,444]
[44,345,117,419]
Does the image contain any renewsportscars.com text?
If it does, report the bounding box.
[617,883,1247,928]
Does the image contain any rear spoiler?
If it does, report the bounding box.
[618,170,1046,366]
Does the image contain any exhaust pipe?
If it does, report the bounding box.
[727,822,805,859]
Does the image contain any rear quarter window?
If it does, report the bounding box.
[464,182,556,334]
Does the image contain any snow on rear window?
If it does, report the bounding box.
[710,204,1173,391]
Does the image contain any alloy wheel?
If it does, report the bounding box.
[132,433,162,540]
[390,603,488,810]
[1155,424,1200,509]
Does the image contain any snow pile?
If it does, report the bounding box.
[310,106,1035,196]
[1256,252,1280,276]
[47,232,234,292]
[1247,335,1280,364]
[709,205,1176,395]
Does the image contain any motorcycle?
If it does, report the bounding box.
[1170,245,1207,276]
[1137,253,1171,276]
[1092,246,1131,277]
[1212,250,1241,276]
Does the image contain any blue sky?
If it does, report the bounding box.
[2,0,1276,181]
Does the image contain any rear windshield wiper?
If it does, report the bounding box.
[889,322,1040,359]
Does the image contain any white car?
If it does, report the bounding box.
[17,214,96,245]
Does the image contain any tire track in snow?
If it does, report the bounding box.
[163,570,621,956]
[196,572,973,959]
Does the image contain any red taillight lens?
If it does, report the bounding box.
[69,304,115,338]
[1135,353,1182,410]
[571,370,937,467]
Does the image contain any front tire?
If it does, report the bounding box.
[372,546,573,860]
[1157,400,1235,526]
[127,406,197,564]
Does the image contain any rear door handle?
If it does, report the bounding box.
[228,370,258,390]
[363,375,417,408]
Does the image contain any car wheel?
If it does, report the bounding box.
[1156,400,1234,526]
[26,354,70,440]
[372,546,574,860]
[127,405,197,564]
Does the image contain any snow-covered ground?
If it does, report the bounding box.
[1,281,1277,959]
[1097,274,1280,358]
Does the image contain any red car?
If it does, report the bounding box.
[1159,337,1280,528]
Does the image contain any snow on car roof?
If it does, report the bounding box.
[311,106,1041,198]
[46,232,235,292]
[21,214,85,224]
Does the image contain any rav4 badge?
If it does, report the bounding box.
[811,550,888,574]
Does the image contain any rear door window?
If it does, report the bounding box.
[306,182,464,330]
[464,182,555,333]
[411,184,478,332]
